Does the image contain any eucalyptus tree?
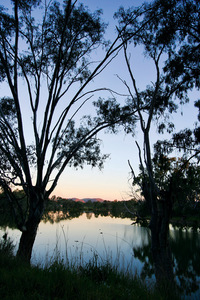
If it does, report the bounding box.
[0,0,146,262]
[149,0,200,162]
[114,0,200,287]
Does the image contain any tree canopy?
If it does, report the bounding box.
[0,0,121,260]
[113,0,200,287]
[0,0,199,269]
[0,0,148,261]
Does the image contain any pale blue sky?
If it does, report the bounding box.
[53,0,198,200]
[1,0,198,201]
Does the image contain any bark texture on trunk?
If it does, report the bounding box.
[17,189,46,263]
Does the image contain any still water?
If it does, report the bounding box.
[1,213,200,298]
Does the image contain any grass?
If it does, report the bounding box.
[0,235,180,300]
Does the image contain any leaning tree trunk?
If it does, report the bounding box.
[17,222,39,263]
[150,195,174,290]
[17,190,46,263]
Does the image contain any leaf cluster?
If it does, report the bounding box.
[56,119,109,170]
[154,0,200,91]
[18,1,107,83]
[133,153,200,209]
[93,97,137,134]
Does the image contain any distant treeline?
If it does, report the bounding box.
[43,196,140,223]
[1,190,200,228]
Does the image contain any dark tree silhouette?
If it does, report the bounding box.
[0,0,152,262]
[114,0,200,289]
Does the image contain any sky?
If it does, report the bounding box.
[53,0,198,201]
[54,0,157,201]
[1,0,198,201]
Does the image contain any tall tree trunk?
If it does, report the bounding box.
[143,129,174,289]
[17,190,46,263]
[150,196,174,289]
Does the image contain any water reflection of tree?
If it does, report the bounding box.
[42,210,83,223]
[86,212,93,219]
[133,236,154,280]
[170,227,200,296]
[133,226,200,296]
[42,199,137,224]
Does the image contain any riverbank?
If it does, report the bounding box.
[0,234,181,300]
[0,251,180,300]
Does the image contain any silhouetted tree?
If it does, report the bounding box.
[0,0,139,262]
[0,0,153,262]
[115,0,200,288]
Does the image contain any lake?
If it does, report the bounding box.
[1,212,200,299]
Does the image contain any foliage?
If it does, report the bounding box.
[0,189,28,228]
[113,0,200,286]
[0,233,15,257]
[145,0,200,158]
[0,0,141,261]
[43,197,140,223]
[160,0,200,91]
[0,0,108,195]
[0,246,180,300]
[133,155,200,217]
[115,0,200,183]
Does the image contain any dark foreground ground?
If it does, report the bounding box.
[0,241,180,300]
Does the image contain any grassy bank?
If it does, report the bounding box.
[0,238,180,300]
[0,255,180,300]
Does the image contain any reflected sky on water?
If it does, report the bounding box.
[33,213,150,274]
[1,213,200,298]
[0,214,149,274]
